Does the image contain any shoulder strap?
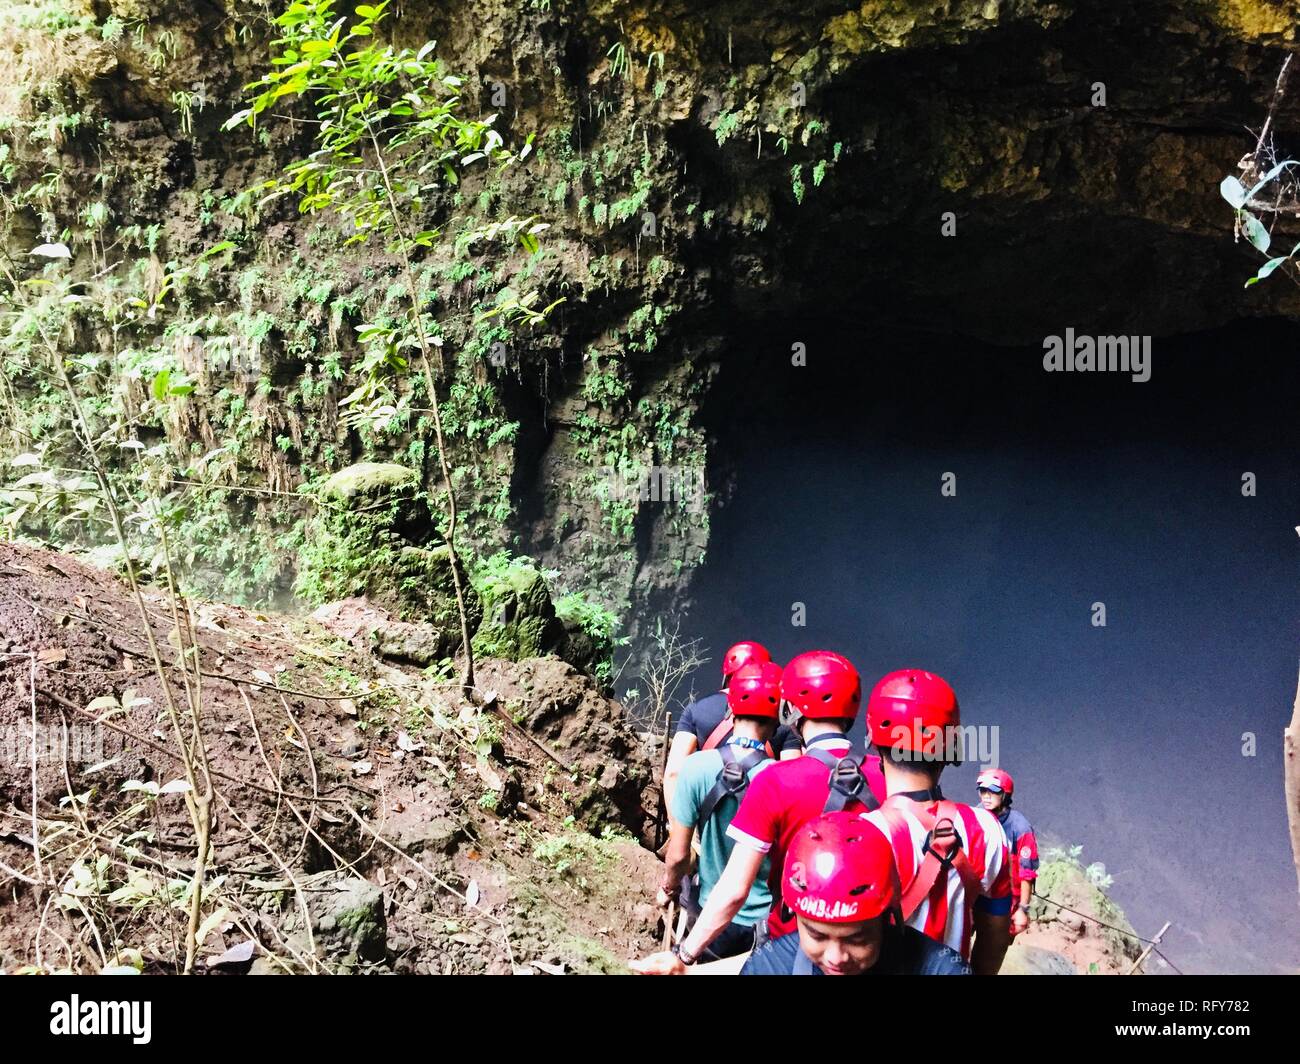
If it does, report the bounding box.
[804,746,880,814]
[695,745,769,826]
[898,802,984,920]
[701,711,734,752]
[704,711,775,758]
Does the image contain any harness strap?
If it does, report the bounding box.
[695,744,769,826]
[804,746,881,813]
[702,711,776,758]
[898,803,983,920]
[701,713,733,752]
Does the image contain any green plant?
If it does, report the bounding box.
[529,826,622,890]
[145,27,178,72]
[228,0,555,690]
[607,39,630,82]
[171,89,201,137]
[714,109,743,147]
[1219,56,1300,287]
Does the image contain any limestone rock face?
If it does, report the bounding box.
[4,0,1298,626]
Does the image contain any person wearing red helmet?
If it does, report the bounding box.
[860,669,1013,975]
[976,768,1039,937]
[740,813,969,975]
[630,651,886,974]
[652,661,783,959]
[662,641,801,809]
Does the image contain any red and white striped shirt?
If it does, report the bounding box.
[863,796,1011,959]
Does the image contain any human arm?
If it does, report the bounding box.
[1011,826,1038,933]
[663,731,698,809]
[657,817,694,905]
[628,845,759,977]
[676,843,766,961]
[1012,871,1033,934]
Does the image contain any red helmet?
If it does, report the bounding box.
[722,641,771,681]
[783,812,901,924]
[976,768,1014,797]
[780,651,861,723]
[726,660,784,719]
[866,669,960,757]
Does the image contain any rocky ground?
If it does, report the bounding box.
[1007,856,1147,975]
[0,540,665,974]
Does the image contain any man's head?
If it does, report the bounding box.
[867,668,960,774]
[783,812,901,976]
[976,768,1014,813]
[727,660,782,739]
[796,913,885,976]
[778,650,861,739]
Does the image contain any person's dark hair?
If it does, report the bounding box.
[734,714,777,733]
[874,744,947,776]
[802,717,851,736]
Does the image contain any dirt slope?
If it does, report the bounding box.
[0,542,664,974]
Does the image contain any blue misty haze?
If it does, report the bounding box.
[675,322,1300,974]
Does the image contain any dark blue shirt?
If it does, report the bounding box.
[740,926,971,975]
[675,691,801,757]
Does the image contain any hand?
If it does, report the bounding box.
[628,951,687,976]
[1011,909,1030,935]
[656,885,678,908]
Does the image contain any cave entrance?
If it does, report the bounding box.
[680,317,1300,974]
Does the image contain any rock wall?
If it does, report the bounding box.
[2,0,1297,635]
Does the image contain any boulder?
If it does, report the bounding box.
[296,462,481,643]
[1000,942,1077,975]
[316,877,387,964]
[472,557,567,661]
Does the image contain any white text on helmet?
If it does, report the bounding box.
[795,897,861,920]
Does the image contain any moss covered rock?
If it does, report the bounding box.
[472,555,567,661]
[318,878,387,965]
[296,463,481,645]
[1029,850,1143,965]
[554,593,618,685]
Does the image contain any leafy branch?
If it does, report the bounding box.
[227,0,558,693]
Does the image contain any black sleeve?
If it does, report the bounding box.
[772,724,802,755]
[674,701,698,737]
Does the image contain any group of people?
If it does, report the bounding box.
[628,642,1039,976]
